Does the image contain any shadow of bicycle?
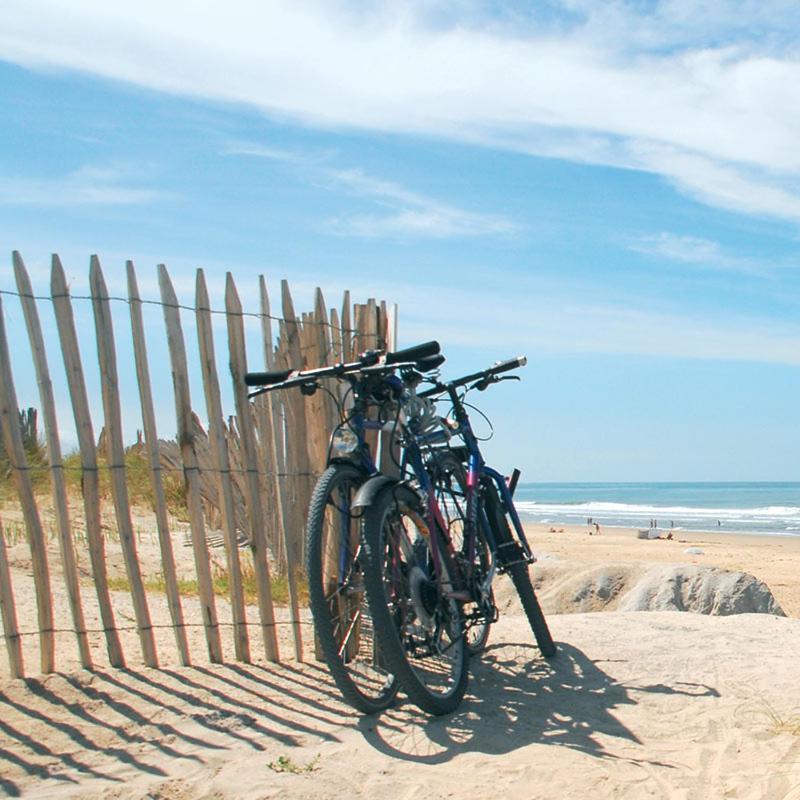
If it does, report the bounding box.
[359,639,671,767]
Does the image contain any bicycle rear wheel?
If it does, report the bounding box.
[362,484,469,716]
[483,481,556,658]
[306,463,399,713]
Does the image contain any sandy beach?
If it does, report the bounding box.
[1,518,800,798]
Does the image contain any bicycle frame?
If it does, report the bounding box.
[395,378,535,610]
[444,382,535,562]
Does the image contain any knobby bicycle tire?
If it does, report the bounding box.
[362,483,469,716]
[306,463,399,714]
[482,481,556,658]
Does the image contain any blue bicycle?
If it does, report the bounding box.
[357,357,556,715]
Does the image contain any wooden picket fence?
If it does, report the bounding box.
[0,251,396,677]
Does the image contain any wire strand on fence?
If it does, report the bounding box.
[10,619,315,638]
[0,287,362,337]
[0,461,322,480]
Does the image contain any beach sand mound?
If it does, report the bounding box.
[508,561,785,616]
[616,563,785,615]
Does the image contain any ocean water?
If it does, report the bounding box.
[513,482,800,536]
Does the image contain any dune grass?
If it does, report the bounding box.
[741,697,800,737]
[770,711,800,736]
[62,449,189,521]
[106,560,309,608]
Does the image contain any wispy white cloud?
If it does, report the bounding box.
[629,232,771,276]
[0,165,161,207]
[223,142,333,165]
[322,168,517,239]
[634,145,800,224]
[4,1,800,223]
[395,280,800,366]
[229,146,517,239]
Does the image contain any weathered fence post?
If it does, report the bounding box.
[51,255,125,668]
[225,274,284,662]
[280,281,313,567]
[90,256,158,669]
[256,277,285,568]
[14,252,92,669]
[313,288,340,452]
[159,264,223,664]
[127,261,191,667]
[340,291,352,361]
[195,269,250,663]
[0,294,55,674]
[0,518,24,679]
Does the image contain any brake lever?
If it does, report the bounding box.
[476,374,520,391]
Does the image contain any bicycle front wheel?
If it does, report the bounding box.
[483,481,556,658]
[306,463,399,714]
[362,484,469,716]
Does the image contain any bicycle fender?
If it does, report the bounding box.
[352,475,399,511]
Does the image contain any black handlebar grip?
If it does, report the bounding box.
[244,368,293,387]
[416,353,445,371]
[384,340,440,365]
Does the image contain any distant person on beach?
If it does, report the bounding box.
[594,522,600,535]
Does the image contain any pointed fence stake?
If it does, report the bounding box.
[51,254,124,667]
[159,264,223,664]
[195,269,250,663]
[0,294,55,674]
[127,260,191,666]
[89,256,158,668]
[225,273,280,661]
[14,252,92,669]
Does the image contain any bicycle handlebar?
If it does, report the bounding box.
[384,340,440,365]
[243,367,293,387]
[244,340,442,395]
[417,356,527,398]
[416,353,445,371]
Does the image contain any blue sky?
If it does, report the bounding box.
[2,0,800,481]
